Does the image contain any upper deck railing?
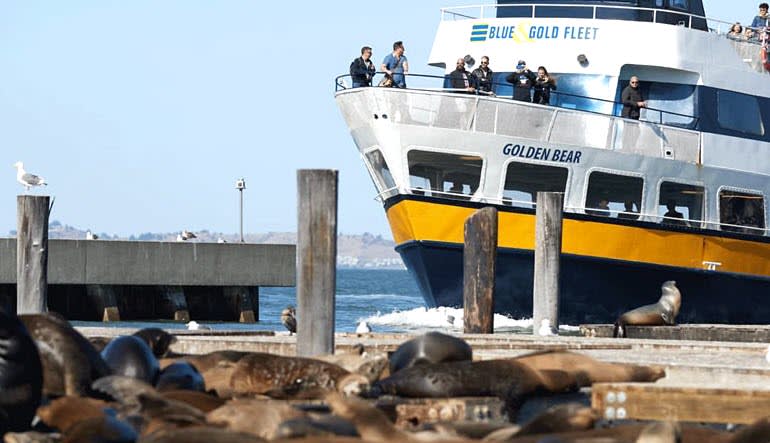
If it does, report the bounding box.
[439,3,757,36]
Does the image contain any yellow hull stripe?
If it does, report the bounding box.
[386,199,770,277]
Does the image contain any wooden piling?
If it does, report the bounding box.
[296,169,337,357]
[86,285,121,321]
[159,286,190,322]
[463,207,497,334]
[16,195,50,314]
[533,192,563,336]
[223,286,259,323]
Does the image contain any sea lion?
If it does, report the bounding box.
[161,390,226,413]
[138,427,266,443]
[388,332,472,374]
[226,353,367,399]
[513,403,598,436]
[0,309,43,434]
[19,313,111,397]
[206,399,306,440]
[635,421,681,443]
[36,396,111,433]
[315,350,389,383]
[101,335,160,384]
[274,415,359,440]
[133,328,177,358]
[59,416,137,443]
[614,280,682,338]
[155,361,205,392]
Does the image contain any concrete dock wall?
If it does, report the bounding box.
[0,238,295,286]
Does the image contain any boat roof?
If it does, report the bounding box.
[495,0,705,17]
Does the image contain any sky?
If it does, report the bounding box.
[0,0,755,239]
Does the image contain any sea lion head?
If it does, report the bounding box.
[336,373,369,396]
[133,328,177,358]
[101,336,160,384]
[658,281,681,323]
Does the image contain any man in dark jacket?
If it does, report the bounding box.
[448,58,476,94]
[471,55,494,94]
[350,46,376,88]
[621,76,646,119]
[505,60,536,102]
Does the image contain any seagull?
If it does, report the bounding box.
[281,306,297,335]
[176,230,197,242]
[355,321,371,333]
[186,320,211,331]
[538,318,557,336]
[85,230,98,240]
[217,237,227,243]
[13,161,47,191]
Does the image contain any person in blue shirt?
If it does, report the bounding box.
[381,41,409,88]
[751,3,769,30]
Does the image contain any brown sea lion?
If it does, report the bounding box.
[138,427,266,443]
[59,416,137,443]
[206,399,306,440]
[315,350,389,383]
[2,431,60,443]
[160,390,226,413]
[636,421,681,443]
[388,332,472,374]
[132,328,177,358]
[274,414,359,440]
[513,350,666,384]
[36,396,111,433]
[730,417,770,443]
[614,280,682,338]
[501,423,727,443]
[226,353,367,399]
[0,309,43,434]
[19,313,111,397]
[513,403,598,437]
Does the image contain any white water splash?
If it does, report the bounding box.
[361,306,579,333]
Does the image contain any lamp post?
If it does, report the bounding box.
[236,178,246,242]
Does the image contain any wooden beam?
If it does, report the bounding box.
[533,192,563,336]
[592,383,770,424]
[16,195,50,314]
[463,207,497,334]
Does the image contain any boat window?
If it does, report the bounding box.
[719,190,765,234]
[717,90,764,136]
[549,74,614,114]
[668,0,689,10]
[407,150,483,200]
[585,171,643,217]
[502,162,568,208]
[364,149,396,192]
[658,182,704,227]
[645,83,696,126]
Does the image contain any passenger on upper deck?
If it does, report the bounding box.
[350,46,376,88]
[533,66,556,105]
[449,58,476,94]
[382,41,408,88]
[617,200,639,220]
[506,60,536,102]
[728,23,744,40]
[662,200,686,226]
[471,56,494,94]
[587,198,611,216]
[621,76,646,120]
[751,3,770,29]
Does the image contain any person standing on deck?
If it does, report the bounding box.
[382,41,409,88]
[751,3,770,30]
[621,76,646,120]
[350,46,376,88]
[471,56,494,94]
[505,60,536,102]
[449,58,476,94]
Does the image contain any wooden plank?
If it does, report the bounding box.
[463,207,497,334]
[16,195,50,314]
[375,397,506,427]
[592,383,770,424]
[296,169,338,357]
[581,324,770,343]
[533,192,563,336]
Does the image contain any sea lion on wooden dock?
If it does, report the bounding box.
[19,313,111,397]
[36,396,111,433]
[0,309,42,434]
[206,399,306,440]
[388,331,472,374]
[101,335,160,384]
[155,361,205,392]
[614,280,682,338]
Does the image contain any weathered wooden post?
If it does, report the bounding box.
[533,192,564,336]
[463,206,497,334]
[296,169,337,356]
[16,195,50,314]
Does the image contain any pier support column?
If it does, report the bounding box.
[463,207,497,334]
[159,286,189,322]
[223,286,259,323]
[296,169,337,357]
[533,192,563,336]
[86,285,121,321]
[16,195,50,314]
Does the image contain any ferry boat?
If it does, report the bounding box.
[335,0,770,324]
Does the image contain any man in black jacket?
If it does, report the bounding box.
[448,58,476,94]
[621,76,646,119]
[471,56,494,94]
[506,60,536,102]
[350,46,376,88]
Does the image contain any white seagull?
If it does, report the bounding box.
[85,230,99,240]
[176,230,197,242]
[356,321,371,333]
[13,161,47,191]
[186,320,211,331]
[538,318,557,336]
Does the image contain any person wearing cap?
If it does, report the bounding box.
[621,76,646,120]
[448,58,477,94]
[505,60,536,102]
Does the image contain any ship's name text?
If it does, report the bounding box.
[485,25,599,40]
[502,143,582,164]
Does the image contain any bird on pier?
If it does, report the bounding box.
[85,230,99,240]
[176,230,197,242]
[356,321,371,334]
[13,161,47,191]
[281,306,297,335]
[186,321,211,331]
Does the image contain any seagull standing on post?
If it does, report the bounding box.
[13,162,47,191]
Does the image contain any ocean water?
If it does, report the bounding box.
[72,269,578,334]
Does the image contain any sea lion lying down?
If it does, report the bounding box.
[614,280,682,338]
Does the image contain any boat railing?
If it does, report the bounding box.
[335,71,699,126]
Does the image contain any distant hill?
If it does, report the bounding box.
[8,220,404,269]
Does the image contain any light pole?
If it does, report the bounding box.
[236,178,246,242]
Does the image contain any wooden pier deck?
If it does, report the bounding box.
[78,326,770,425]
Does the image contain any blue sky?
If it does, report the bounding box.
[0,0,754,238]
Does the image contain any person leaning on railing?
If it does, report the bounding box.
[621,76,646,120]
[448,58,477,94]
[471,56,494,94]
[350,46,376,88]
